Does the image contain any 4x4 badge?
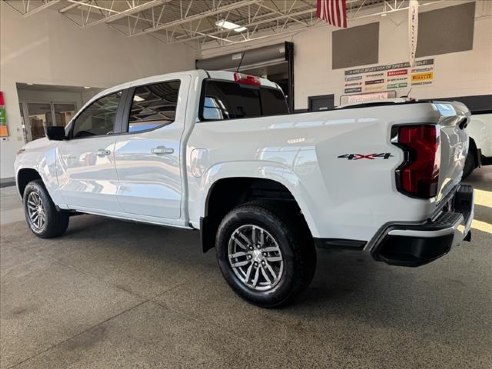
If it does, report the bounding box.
[337,153,393,160]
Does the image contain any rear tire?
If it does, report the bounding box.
[23,180,69,238]
[216,201,316,308]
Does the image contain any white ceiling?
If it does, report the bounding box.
[4,0,442,50]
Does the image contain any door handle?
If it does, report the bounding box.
[96,149,111,157]
[151,146,174,155]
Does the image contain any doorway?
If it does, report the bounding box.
[241,62,289,101]
[16,83,101,142]
[196,42,295,112]
[20,102,77,141]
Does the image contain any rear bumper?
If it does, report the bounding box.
[370,184,474,267]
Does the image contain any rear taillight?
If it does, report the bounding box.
[394,125,440,198]
[234,72,261,86]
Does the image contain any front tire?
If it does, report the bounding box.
[23,180,69,238]
[216,201,316,308]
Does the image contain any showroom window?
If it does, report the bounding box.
[72,91,122,138]
[201,80,288,121]
[128,80,181,133]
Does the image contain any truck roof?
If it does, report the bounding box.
[90,69,279,104]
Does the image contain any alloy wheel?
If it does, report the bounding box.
[26,191,46,232]
[228,224,284,291]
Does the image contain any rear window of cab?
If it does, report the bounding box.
[200,79,289,122]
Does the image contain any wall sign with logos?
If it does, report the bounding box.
[344,58,434,95]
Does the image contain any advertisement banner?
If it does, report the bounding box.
[344,59,434,95]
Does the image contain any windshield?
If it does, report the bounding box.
[200,80,289,121]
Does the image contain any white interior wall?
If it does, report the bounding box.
[17,89,86,110]
[0,3,196,180]
[294,0,492,109]
[200,0,492,110]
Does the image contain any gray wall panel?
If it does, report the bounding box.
[416,2,475,57]
[332,23,379,70]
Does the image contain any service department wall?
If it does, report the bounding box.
[0,3,196,180]
[294,0,492,109]
[199,0,492,111]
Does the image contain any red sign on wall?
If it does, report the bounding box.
[0,91,9,137]
[387,69,408,77]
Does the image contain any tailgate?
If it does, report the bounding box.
[434,101,471,201]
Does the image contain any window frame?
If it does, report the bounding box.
[118,79,182,136]
[67,89,127,140]
[198,78,289,123]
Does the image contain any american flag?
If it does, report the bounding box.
[317,0,348,28]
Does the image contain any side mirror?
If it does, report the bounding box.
[46,126,67,141]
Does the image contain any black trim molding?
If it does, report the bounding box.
[314,238,366,250]
[0,177,15,188]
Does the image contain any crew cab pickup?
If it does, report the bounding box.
[15,70,474,307]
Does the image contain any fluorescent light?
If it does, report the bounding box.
[133,95,144,102]
[27,83,34,86]
[215,19,247,32]
[84,86,91,89]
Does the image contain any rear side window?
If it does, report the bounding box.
[128,80,180,133]
[200,80,288,121]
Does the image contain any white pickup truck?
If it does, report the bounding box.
[15,70,474,307]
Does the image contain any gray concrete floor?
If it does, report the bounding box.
[1,168,491,369]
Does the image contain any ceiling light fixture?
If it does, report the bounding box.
[84,86,91,89]
[215,20,247,32]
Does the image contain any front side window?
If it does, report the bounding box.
[72,92,121,138]
[200,80,288,121]
[128,80,180,133]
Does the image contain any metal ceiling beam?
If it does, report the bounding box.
[255,1,310,28]
[59,0,89,14]
[131,0,260,37]
[170,6,316,44]
[5,0,453,51]
[81,0,171,28]
[65,0,120,15]
[23,0,61,17]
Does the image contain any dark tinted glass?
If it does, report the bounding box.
[128,81,180,133]
[260,88,289,116]
[72,92,121,138]
[201,80,288,121]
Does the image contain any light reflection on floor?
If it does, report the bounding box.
[466,167,492,235]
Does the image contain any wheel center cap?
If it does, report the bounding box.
[252,249,263,262]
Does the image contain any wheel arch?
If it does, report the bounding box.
[16,168,42,198]
[200,175,316,253]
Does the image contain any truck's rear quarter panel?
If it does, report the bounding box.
[188,102,467,242]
